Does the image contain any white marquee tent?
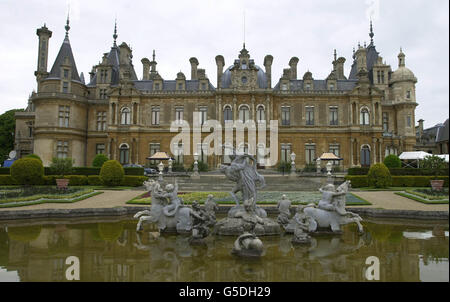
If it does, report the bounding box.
[398,151,449,167]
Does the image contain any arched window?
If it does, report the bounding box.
[257,105,265,123]
[119,144,129,164]
[223,105,233,122]
[239,105,250,123]
[120,107,131,125]
[360,108,370,125]
[360,145,371,167]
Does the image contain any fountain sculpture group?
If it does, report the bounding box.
[134,153,364,258]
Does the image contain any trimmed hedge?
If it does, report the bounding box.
[0,167,10,175]
[123,167,145,176]
[10,158,44,185]
[348,167,449,176]
[100,160,124,186]
[120,176,148,187]
[3,166,145,176]
[344,176,369,188]
[345,175,449,188]
[87,175,103,186]
[0,175,17,185]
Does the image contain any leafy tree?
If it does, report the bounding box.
[421,155,448,177]
[92,153,108,167]
[383,154,402,168]
[0,109,24,162]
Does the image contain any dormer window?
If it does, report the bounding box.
[281,84,288,91]
[154,83,160,90]
[242,61,247,69]
[62,81,69,93]
[305,83,311,90]
[177,83,183,90]
[406,90,411,99]
[201,83,207,90]
[241,76,248,84]
[329,84,335,90]
[63,69,69,79]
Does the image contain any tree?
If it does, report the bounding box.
[421,155,448,176]
[92,154,108,167]
[367,163,392,188]
[383,154,401,168]
[0,109,24,162]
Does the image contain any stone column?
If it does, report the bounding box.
[372,137,377,164]
[355,140,359,166]
[349,138,354,167]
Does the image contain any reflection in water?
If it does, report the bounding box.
[0,219,448,282]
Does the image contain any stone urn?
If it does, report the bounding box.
[56,178,69,189]
[430,180,444,191]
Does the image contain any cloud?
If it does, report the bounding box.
[0,0,448,129]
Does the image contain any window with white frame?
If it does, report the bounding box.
[223,105,233,122]
[281,106,290,126]
[305,144,316,164]
[120,107,131,125]
[306,106,314,125]
[119,144,129,164]
[56,141,69,158]
[173,143,184,164]
[151,106,160,125]
[58,106,70,127]
[96,143,105,155]
[97,111,107,131]
[360,108,370,125]
[329,106,338,126]
[62,81,69,93]
[175,106,184,124]
[280,144,291,163]
[382,112,389,132]
[257,105,265,123]
[239,105,250,123]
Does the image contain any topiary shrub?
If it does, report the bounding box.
[367,163,392,188]
[100,160,124,186]
[10,158,44,186]
[49,157,73,177]
[87,175,103,186]
[24,154,43,164]
[92,154,109,168]
[383,154,401,168]
[344,175,368,188]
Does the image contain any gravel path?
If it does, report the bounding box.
[0,190,145,212]
[0,189,447,212]
[349,191,449,211]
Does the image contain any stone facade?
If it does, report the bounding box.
[15,21,418,169]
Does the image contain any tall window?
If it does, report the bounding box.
[96,143,105,155]
[173,143,184,164]
[58,106,70,127]
[406,115,412,128]
[62,81,69,93]
[56,141,69,159]
[382,112,389,132]
[199,106,208,126]
[360,108,370,125]
[100,70,108,83]
[381,71,385,84]
[406,90,411,99]
[120,107,131,125]
[306,106,314,125]
[305,144,316,164]
[239,105,250,123]
[329,144,340,166]
[201,83,207,90]
[329,106,338,126]
[151,106,160,125]
[99,89,107,99]
[280,144,291,163]
[257,105,265,123]
[281,106,290,126]
[361,145,371,167]
[97,111,107,131]
[119,144,129,164]
[197,143,207,163]
[63,69,69,79]
[224,105,233,122]
[149,143,160,165]
[175,106,184,124]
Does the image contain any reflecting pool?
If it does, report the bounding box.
[0,216,448,282]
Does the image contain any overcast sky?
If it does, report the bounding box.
[0,0,448,129]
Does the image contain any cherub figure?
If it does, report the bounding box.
[317,184,346,215]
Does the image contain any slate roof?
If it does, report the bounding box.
[48,36,81,82]
[348,43,379,82]
[133,80,215,92]
[273,79,357,91]
[436,119,449,143]
[221,63,268,89]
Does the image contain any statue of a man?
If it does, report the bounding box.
[277,194,292,226]
[190,201,210,239]
[204,194,218,224]
[317,184,347,215]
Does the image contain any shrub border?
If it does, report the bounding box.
[0,190,102,208]
[395,191,449,205]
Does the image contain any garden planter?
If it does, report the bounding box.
[430,180,444,191]
[56,178,69,189]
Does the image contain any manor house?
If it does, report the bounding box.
[14,19,418,169]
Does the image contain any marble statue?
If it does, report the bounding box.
[219,152,267,218]
[231,232,264,257]
[204,194,218,224]
[277,194,292,227]
[189,201,212,245]
[135,179,193,233]
[291,204,313,244]
[303,180,364,234]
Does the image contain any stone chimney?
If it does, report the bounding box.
[335,57,346,80]
[264,55,273,88]
[289,57,299,80]
[418,119,424,139]
[141,58,150,80]
[189,57,199,80]
[215,55,225,89]
[119,42,132,66]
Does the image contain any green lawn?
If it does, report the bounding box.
[356,187,432,191]
[127,191,372,206]
[395,191,449,205]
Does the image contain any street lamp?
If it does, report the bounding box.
[192,152,199,178]
[290,152,296,175]
[158,161,164,181]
